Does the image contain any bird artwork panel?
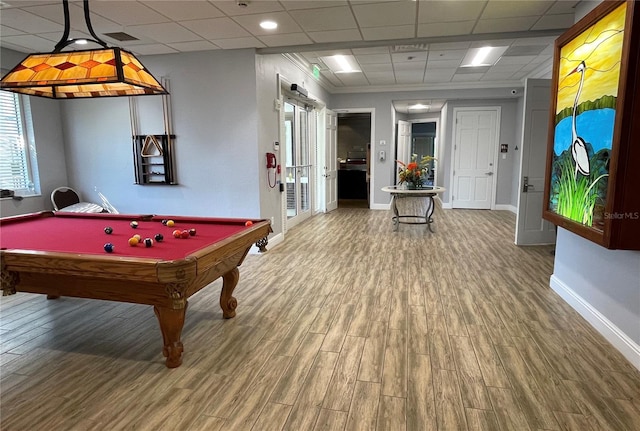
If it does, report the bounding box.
[548,1,627,229]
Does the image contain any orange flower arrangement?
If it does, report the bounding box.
[397,154,436,188]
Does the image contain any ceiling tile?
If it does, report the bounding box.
[351,46,390,55]
[417,21,474,38]
[166,40,219,52]
[308,29,362,43]
[481,72,516,80]
[417,0,485,23]
[512,36,557,46]
[394,61,426,72]
[428,49,467,61]
[395,70,424,84]
[428,41,471,50]
[426,59,462,69]
[322,72,346,86]
[1,25,25,37]
[281,1,348,10]
[392,51,428,63]
[452,72,485,81]
[211,1,283,16]
[127,22,201,44]
[365,73,397,85]
[531,13,574,30]
[258,33,313,47]
[0,34,56,51]
[547,0,580,15]
[37,30,89,43]
[289,6,357,32]
[481,1,554,19]
[361,25,414,40]
[128,44,178,56]
[314,49,353,57]
[469,38,514,48]
[496,55,537,65]
[142,1,224,21]
[360,63,394,73]
[488,63,524,73]
[232,11,303,35]
[334,72,370,86]
[212,37,265,49]
[352,1,417,27]
[355,53,392,64]
[423,69,455,82]
[0,8,61,33]
[88,1,170,26]
[181,17,251,40]
[473,16,539,34]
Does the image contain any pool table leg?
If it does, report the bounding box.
[154,302,188,368]
[220,267,239,319]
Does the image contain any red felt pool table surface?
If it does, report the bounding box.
[0,211,271,368]
[0,212,256,259]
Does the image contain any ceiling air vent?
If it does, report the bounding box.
[503,45,547,56]
[103,32,139,42]
[391,44,428,53]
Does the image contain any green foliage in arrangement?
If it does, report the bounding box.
[555,155,608,226]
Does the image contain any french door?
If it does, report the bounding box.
[284,101,312,228]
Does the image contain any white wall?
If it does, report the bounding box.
[0,48,69,218]
[60,49,261,219]
[550,0,640,369]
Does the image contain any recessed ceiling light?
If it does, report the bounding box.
[260,20,278,30]
[409,103,430,111]
[75,39,88,45]
[461,46,508,67]
[320,55,361,74]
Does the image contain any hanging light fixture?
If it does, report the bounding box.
[0,0,167,99]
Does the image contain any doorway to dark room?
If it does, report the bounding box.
[337,113,372,208]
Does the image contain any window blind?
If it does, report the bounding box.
[0,91,29,191]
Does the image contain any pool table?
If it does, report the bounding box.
[0,211,271,368]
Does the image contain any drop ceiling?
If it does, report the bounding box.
[0,0,578,100]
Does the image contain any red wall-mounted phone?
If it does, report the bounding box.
[266,152,277,169]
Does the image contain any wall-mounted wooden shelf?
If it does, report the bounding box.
[133,134,177,185]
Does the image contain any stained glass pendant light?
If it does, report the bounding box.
[0,0,167,99]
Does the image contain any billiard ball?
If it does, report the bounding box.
[130,221,139,229]
[173,229,182,238]
[154,233,164,242]
[128,237,139,246]
[166,220,175,227]
[104,243,114,253]
[133,234,141,242]
[189,228,196,236]
[245,220,253,226]
[181,230,190,239]
[104,226,113,234]
[161,219,168,226]
[144,238,153,248]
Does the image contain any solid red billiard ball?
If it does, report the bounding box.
[189,228,196,236]
[173,230,182,238]
[245,220,253,226]
[181,230,190,239]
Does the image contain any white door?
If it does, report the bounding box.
[516,79,557,245]
[452,108,499,209]
[396,120,411,183]
[325,109,338,212]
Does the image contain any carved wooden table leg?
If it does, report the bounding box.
[153,302,188,368]
[220,267,239,318]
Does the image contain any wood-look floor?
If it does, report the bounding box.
[1,204,639,430]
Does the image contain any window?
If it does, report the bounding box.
[0,91,37,194]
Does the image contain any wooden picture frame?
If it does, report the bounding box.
[543,0,640,250]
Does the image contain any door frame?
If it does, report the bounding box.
[450,106,501,210]
[332,107,375,209]
[408,118,439,187]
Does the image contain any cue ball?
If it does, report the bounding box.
[173,230,182,238]
[166,220,175,227]
[104,226,113,234]
[130,221,139,229]
[181,230,190,239]
[144,238,153,248]
[189,228,196,236]
[161,219,168,226]
[154,233,164,242]
[104,243,114,253]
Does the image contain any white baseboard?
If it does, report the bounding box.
[550,274,640,371]
[370,202,390,210]
[249,232,284,254]
[495,204,517,214]
[440,200,452,209]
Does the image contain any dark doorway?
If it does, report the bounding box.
[337,113,371,208]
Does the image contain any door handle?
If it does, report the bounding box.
[485,172,494,176]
